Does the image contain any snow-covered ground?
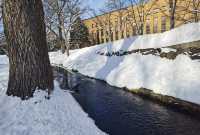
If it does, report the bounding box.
[0,56,106,135]
[50,22,200,105]
[0,22,200,135]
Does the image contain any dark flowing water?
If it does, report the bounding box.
[54,68,200,135]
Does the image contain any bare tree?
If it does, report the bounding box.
[88,0,127,43]
[0,0,2,21]
[156,0,200,28]
[104,0,127,38]
[158,0,191,29]
[190,0,200,22]
[127,0,156,35]
[44,0,88,56]
[2,0,54,99]
[95,8,114,42]
[168,0,181,29]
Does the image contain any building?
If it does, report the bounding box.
[83,0,200,45]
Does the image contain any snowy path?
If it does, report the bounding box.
[0,56,107,135]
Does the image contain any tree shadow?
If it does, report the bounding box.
[95,37,138,79]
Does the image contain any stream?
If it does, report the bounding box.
[54,68,200,135]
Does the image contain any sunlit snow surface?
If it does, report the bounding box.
[0,56,106,135]
[50,22,200,105]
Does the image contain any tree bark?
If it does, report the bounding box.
[58,11,65,53]
[3,0,54,99]
[169,0,177,29]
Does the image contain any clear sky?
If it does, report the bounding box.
[0,0,107,32]
[82,0,106,19]
[87,0,106,11]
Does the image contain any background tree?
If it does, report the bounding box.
[104,0,127,38]
[70,17,90,49]
[127,0,155,35]
[189,0,200,22]
[157,0,199,28]
[2,0,54,99]
[168,0,178,29]
[90,8,114,43]
[43,0,88,55]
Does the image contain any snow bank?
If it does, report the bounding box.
[94,22,200,53]
[49,22,200,105]
[0,56,106,135]
[0,55,8,65]
[50,51,200,105]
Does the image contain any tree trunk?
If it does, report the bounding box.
[3,0,54,99]
[169,0,177,29]
[58,12,65,53]
[170,15,175,29]
[194,10,199,22]
[57,0,65,54]
[65,42,70,56]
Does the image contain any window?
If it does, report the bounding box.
[101,29,104,43]
[121,30,124,38]
[132,26,136,36]
[126,30,130,38]
[153,17,158,33]
[161,16,166,33]
[96,30,100,44]
[146,18,151,34]
[101,29,104,37]
[106,31,109,42]
[111,31,114,41]
[115,30,119,40]
[126,24,130,38]
[91,32,95,45]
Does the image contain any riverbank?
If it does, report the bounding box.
[54,65,200,119]
[50,46,200,105]
[54,66,200,135]
[0,55,106,135]
[49,22,200,110]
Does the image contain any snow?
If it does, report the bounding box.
[0,55,9,65]
[0,56,107,135]
[91,22,200,53]
[50,22,200,105]
[0,22,200,134]
[161,48,177,53]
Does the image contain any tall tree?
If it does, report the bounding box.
[91,8,114,43]
[168,0,178,29]
[191,0,200,22]
[128,0,155,35]
[2,0,54,99]
[104,0,127,38]
[70,17,90,49]
[43,0,88,56]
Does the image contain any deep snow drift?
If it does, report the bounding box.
[0,56,106,135]
[50,22,200,105]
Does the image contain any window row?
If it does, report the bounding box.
[146,16,167,34]
[91,16,168,44]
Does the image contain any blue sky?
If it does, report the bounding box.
[0,0,106,31]
[82,0,106,19]
[87,0,106,11]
